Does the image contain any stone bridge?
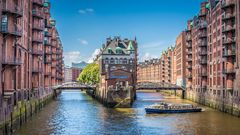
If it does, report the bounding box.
[53,82,96,90]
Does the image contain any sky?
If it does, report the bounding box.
[50,0,204,66]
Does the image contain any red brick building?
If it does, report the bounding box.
[175,32,187,87]
[72,67,82,82]
[95,37,138,107]
[138,47,176,84]
[0,0,64,124]
[137,0,240,116]
[185,0,240,115]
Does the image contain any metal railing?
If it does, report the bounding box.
[32,9,44,19]
[32,0,44,5]
[0,26,22,36]
[2,56,22,65]
[2,3,23,16]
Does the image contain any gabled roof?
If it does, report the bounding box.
[127,41,135,51]
[101,37,135,55]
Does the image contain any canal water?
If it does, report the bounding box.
[14,90,240,135]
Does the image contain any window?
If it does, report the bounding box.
[123,58,127,64]
[1,15,8,31]
[115,58,119,64]
[110,58,114,64]
[105,58,109,64]
[129,59,133,64]
[108,48,112,54]
[119,58,123,64]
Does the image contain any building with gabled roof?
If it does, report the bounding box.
[94,36,138,107]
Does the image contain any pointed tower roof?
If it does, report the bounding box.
[127,41,135,51]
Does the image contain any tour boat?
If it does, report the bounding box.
[145,102,202,114]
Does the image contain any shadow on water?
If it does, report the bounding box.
[14,90,240,135]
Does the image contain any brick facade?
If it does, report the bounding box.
[137,0,240,116]
[0,0,63,123]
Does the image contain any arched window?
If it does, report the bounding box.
[105,58,109,64]
[110,58,114,64]
[108,48,112,54]
[119,58,123,64]
[116,47,123,54]
[115,58,119,64]
[123,58,127,64]
[129,58,133,64]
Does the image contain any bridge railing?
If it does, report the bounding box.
[136,82,184,90]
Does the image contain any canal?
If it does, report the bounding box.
[14,90,240,135]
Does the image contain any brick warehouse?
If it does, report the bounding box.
[94,37,138,107]
[0,0,64,130]
[137,0,240,116]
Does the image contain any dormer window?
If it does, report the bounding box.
[116,47,123,54]
[108,48,112,54]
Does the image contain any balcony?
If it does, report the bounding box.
[200,72,207,77]
[32,37,43,43]
[187,58,192,62]
[44,71,52,76]
[45,21,52,29]
[2,56,22,66]
[222,13,235,21]
[223,68,235,74]
[222,25,236,33]
[223,50,236,57]
[32,67,43,73]
[187,75,192,79]
[187,51,192,55]
[32,23,44,31]
[221,0,235,10]
[44,40,52,46]
[222,37,236,45]
[44,31,52,37]
[32,0,44,7]
[201,86,207,91]
[199,51,207,56]
[187,65,192,69]
[186,43,192,48]
[52,64,57,68]
[2,3,23,17]
[199,32,207,39]
[32,9,44,19]
[199,12,207,17]
[199,42,207,47]
[186,29,191,33]
[45,51,52,55]
[0,26,22,37]
[199,23,207,30]
[186,36,192,42]
[200,59,207,65]
[32,50,44,56]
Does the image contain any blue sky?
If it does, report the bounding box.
[50,0,204,65]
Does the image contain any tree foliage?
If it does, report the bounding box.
[77,63,100,85]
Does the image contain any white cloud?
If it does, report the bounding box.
[64,51,82,66]
[141,52,157,62]
[78,10,86,14]
[78,39,88,45]
[86,8,94,12]
[88,49,100,63]
[78,8,94,14]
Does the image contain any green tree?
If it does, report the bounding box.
[77,63,100,85]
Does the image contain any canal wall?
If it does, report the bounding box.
[186,91,240,117]
[87,87,135,108]
[158,90,240,117]
[0,93,54,135]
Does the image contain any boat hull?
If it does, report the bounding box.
[145,108,202,114]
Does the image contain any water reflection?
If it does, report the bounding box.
[14,90,240,135]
